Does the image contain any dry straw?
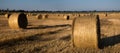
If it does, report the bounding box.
[72,16,100,48]
[8,13,28,29]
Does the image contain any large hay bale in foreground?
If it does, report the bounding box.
[72,16,100,48]
[5,13,11,18]
[8,13,28,29]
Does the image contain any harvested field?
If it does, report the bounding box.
[0,13,120,53]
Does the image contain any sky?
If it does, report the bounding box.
[0,0,120,11]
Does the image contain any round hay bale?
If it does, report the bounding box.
[72,16,100,48]
[8,13,28,29]
[26,14,29,17]
[43,14,48,19]
[5,13,11,18]
[58,14,60,16]
[37,14,48,19]
[64,15,70,20]
[105,13,108,17]
[37,14,42,19]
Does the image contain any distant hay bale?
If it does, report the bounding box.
[5,13,11,18]
[78,14,81,17]
[105,13,108,17]
[43,14,48,19]
[26,14,29,17]
[64,15,70,20]
[36,14,42,19]
[98,13,108,18]
[26,13,32,17]
[58,14,60,16]
[80,14,85,16]
[8,13,28,29]
[37,14,48,19]
[72,16,100,49]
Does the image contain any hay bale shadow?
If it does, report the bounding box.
[100,34,120,49]
[27,24,71,29]
[60,35,71,41]
[0,27,67,49]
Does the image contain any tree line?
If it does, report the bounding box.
[0,9,120,13]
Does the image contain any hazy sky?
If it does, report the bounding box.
[0,0,120,11]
